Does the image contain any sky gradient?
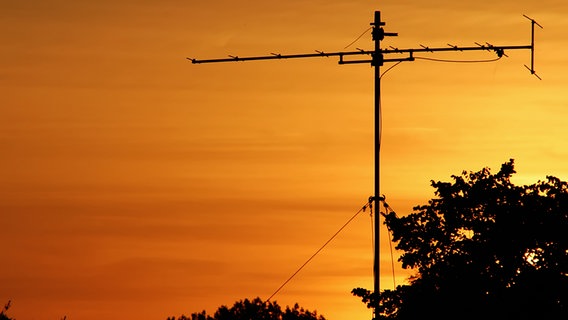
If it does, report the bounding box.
[2,1,568,319]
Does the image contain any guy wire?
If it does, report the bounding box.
[265,200,372,302]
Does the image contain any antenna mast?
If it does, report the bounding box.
[188,10,541,320]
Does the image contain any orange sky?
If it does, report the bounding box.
[2,1,568,319]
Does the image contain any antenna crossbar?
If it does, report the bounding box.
[188,50,372,64]
[189,44,533,66]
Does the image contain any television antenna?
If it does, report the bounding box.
[188,10,542,319]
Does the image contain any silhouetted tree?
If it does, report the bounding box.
[168,297,325,320]
[0,301,12,320]
[353,159,568,319]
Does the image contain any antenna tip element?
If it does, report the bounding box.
[524,64,542,80]
[523,14,543,28]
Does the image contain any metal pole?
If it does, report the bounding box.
[372,10,383,319]
[531,20,535,71]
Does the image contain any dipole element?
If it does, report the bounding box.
[523,14,544,80]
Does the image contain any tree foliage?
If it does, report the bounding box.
[353,160,568,319]
[168,297,325,320]
[0,301,12,320]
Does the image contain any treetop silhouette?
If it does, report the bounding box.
[168,297,325,320]
[353,159,568,319]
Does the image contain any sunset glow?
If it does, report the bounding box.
[2,1,568,319]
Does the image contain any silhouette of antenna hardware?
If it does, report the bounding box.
[188,10,542,319]
[189,12,542,78]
